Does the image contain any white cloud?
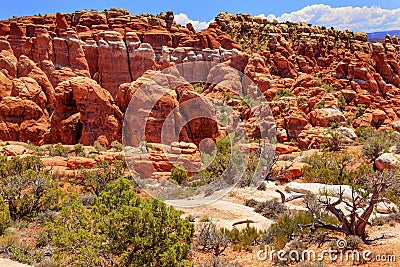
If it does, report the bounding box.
[257,4,400,32]
[174,13,212,31]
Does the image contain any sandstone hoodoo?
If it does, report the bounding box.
[1,9,400,149]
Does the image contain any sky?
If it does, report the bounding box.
[1,0,400,32]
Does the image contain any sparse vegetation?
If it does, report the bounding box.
[0,156,61,221]
[337,94,347,111]
[93,141,107,152]
[171,166,189,185]
[197,221,229,256]
[72,159,126,195]
[273,88,293,101]
[356,128,399,161]
[355,104,366,118]
[111,140,123,151]
[302,151,354,184]
[0,197,10,235]
[48,178,194,266]
[73,143,85,156]
[222,223,264,252]
[321,130,346,151]
[48,143,70,157]
[253,199,287,220]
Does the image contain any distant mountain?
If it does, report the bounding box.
[367,30,400,43]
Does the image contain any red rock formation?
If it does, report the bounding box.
[1,9,400,151]
[50,77,122,146]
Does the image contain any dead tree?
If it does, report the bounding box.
[301,171,400,241]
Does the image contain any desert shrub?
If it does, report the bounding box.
[297,97,307,105]
[192,82,205,93]
[171,166,189,185]
[73,160,126,195]
[8,243,43,265]
[27,143,45,156]
[345,235,363,250]
[302,151,353,184]
[321,130,346,151]
[245,198,258,208]
[197,222,229,256]
[355,104,366,118]
[197,133,245,186]
[48,143,70,157]
[0,156,61,221]
[0,196,10,235]
[273,88,293,101]
[222,223,264,252]
[237,151,262,187]
[0,230,19,250]
[73,143,85,156]
[337,94,347,111]
[372,212,400,226]
[93,141,107,152]
[355,126,374,141]
[254,200,287,220]
[359,129,398,161]
[264,212,314,250]
[48,178,194,266]
[198,257,242,267]
[111,140,123,152]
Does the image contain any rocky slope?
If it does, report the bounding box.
[1,9,400,175]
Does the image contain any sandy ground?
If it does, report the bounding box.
[0,259,31,267]
[183,182,400,267]
[190,224,400,266]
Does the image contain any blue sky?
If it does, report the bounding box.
[1,0,400,32]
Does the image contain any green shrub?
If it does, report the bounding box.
[222,223,264,252]
[0,156,61,221]
[73,160,125,195]
[302,151,353,184]
[297,97,307,105]
[48,178,194,266]
[8,243,43,265]
[93,141,107,152]
[0,197,10,235]
[111,140,123,152]
[197,133,245,186]
[171,166,189,185]
[273,88,293,101]
[48,143,70,157]
[321,130,346,151]
[197,222,229,256]
[73,143,85,156]
[337,94,347,111]
[359,129,398,161]
[264,212,314,250]
[192,82,205,93]
[345,235,363,250]
[253,200,287,220]
[355,104,366,118]
[27,143,45,156]
[0,230,19,250]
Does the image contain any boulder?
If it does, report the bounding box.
[310,108,345,127]
[375,153,400,171]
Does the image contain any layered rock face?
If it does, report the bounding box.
[0,9,240,146]
[1,9,400,153]
[215,12,400,149]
